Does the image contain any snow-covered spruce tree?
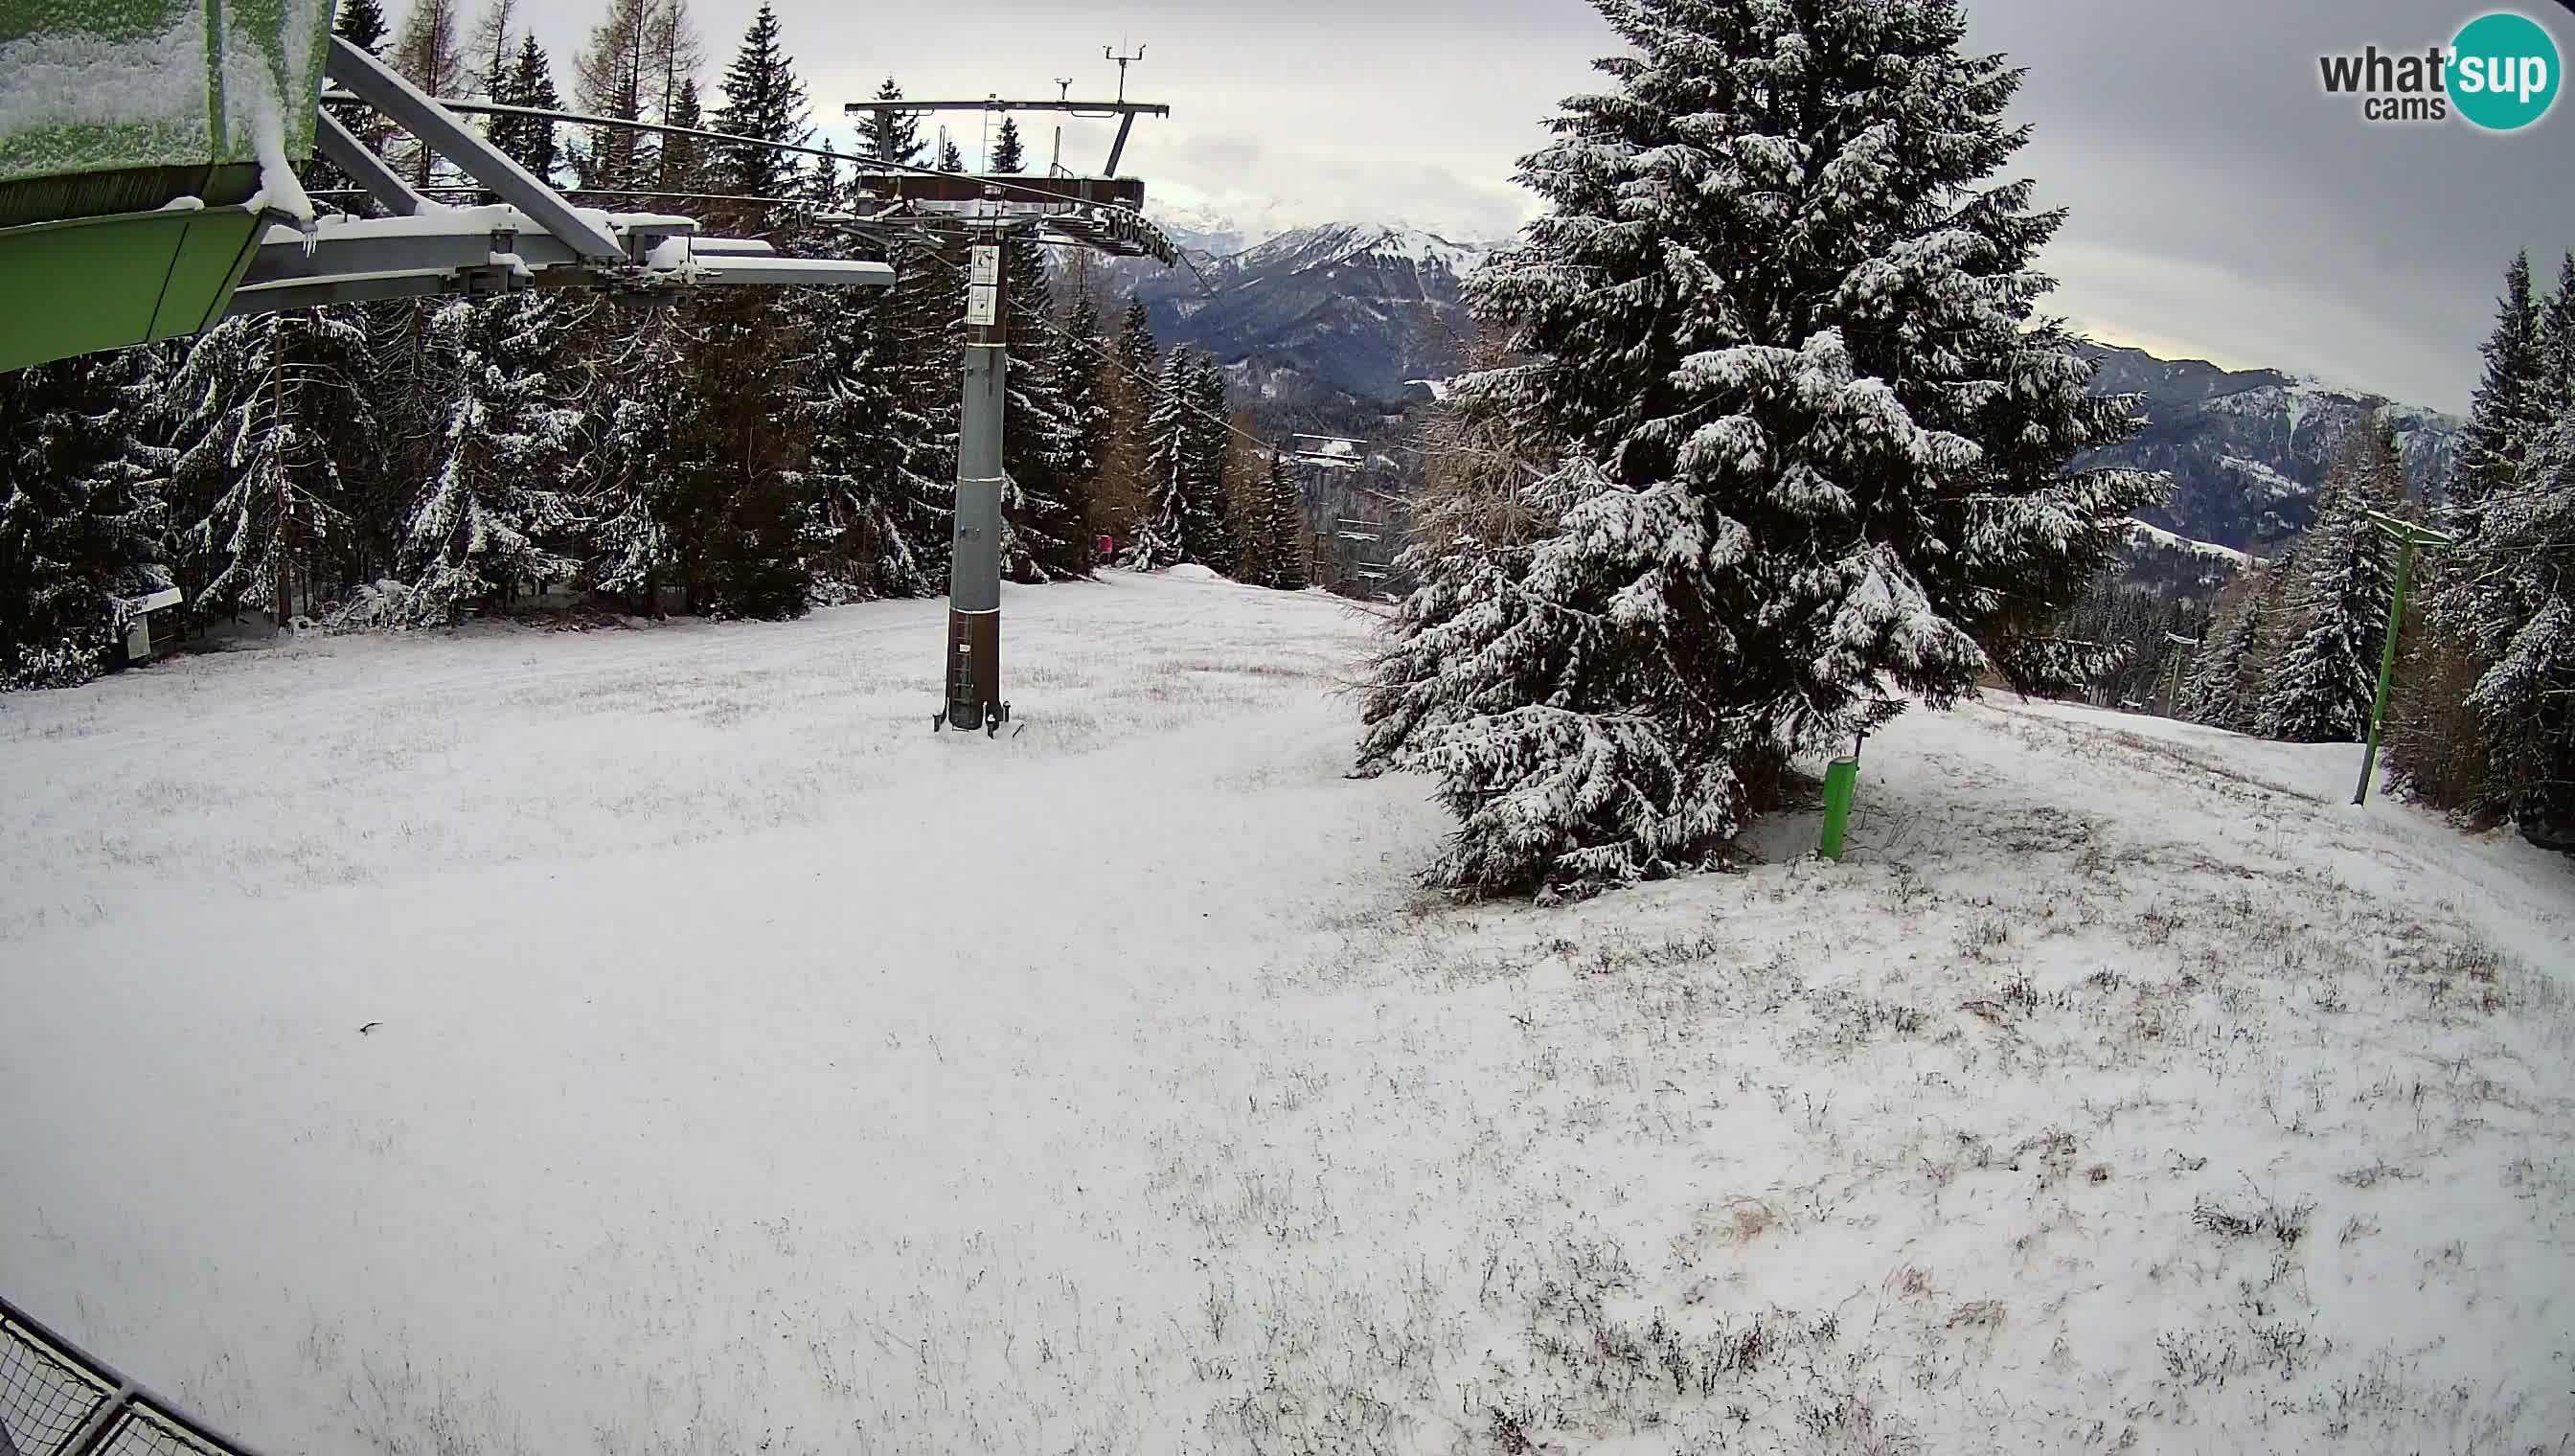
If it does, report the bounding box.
[785,156,951,602]
[1094,295,1159,545]
[2450,304,2575,838]
[488,34,564,182]
[999,236,1093,581]
[2404,252,2564,819]
[2257,425,2400,743]
[1128,350,1196,570]
[662,0,821,618]
[405,295,581,623]
[2538,253,2575,415]
[1355,0,2156,895]
[580,302,690,610]
[1058,285,1112,532]
[1181,353,1241,576]
[2441,253,2550,539]
[789,299,936,599]
[707,1,807,219]
[872,230,962,592]
[2182,566,2267,730]
[0,350,171,686]
[165,311,369,625]
[1261,450,1310,590]
[658,78,710,199]
[990,116,1026,174]
[857,77,925,167]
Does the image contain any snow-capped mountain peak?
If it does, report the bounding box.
[1150,213,1501,276]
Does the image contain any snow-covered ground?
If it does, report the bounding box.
[2124,518,2253,567]
[3,573,2570,1455]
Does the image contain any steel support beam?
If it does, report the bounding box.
[314,111,435,217]
[244,219,512,284]
[690,256,894,286]
[324,36,625,260]
[1105,112,1139,176]
[844,173,1145,209]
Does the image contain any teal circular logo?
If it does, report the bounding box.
[2450,11,2561,131]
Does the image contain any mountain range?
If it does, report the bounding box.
[1118,218,1493,402]
[1118,214,2465,567]
[2077,344,2460,554]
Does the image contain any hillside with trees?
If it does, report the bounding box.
[0,0,1313,688]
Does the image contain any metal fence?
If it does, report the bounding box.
[1,1294,262,1456]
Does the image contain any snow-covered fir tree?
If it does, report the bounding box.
[990,116,1026,173]
[833,231,964,595]
[2538,253,2575,414]
[666,0,820,617]
[1181,353,1240,577]
[1128,351,1193,570]
[782,148,948,601]
[1131,349,1238,572]
[1260,450,1310,590]
[2403,252,2562,820]
[2441,253,2549,536]
[788,285,936,598]
[856,77,924,167]
[336,0,390,54]
[1354,0,2156,894]
[2436,256,2575,836]
[488,34,563,182]
[707,2,807,216]
[0,350,171,686]
[2183,566,2269,731]
[581,302,691,608]
[658,78,709,198]
[2463,406,2573,835]
[1057,286,1112,517]
[1095,295,1158,543]
[2258,425,2400,743]
[405,296,581,623]
[164,311,371,624]
[999,237,1093,581]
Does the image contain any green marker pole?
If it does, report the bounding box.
[2352,512,2454,808]
[1819,757,1858,861]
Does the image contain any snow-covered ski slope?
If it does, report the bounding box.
[2,572,2569,1455]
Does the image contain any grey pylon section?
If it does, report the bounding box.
[940,230,1011,735]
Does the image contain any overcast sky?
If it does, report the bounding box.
[527,0,2575,413]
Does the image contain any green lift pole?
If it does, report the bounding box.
[2352,512,2457,808]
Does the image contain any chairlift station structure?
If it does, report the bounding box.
[0,0,1178,740]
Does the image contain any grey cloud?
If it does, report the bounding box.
[522,0,2571,411]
